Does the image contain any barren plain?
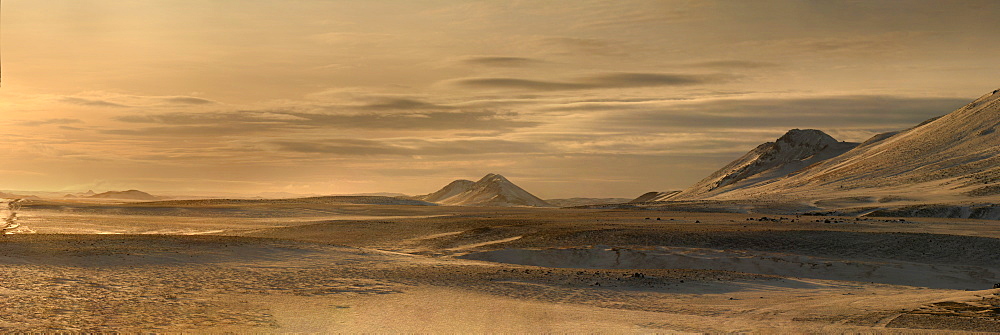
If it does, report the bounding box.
[0,198,998,333]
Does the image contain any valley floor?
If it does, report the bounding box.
[3,200,1000,332]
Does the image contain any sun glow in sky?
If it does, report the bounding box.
[1,0,999,198]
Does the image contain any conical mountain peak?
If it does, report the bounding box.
[776,129,837,147]
[478,173,510,184]
[416,173,551,207]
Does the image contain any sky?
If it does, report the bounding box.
[1,0,999,198]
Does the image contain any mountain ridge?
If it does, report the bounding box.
[670,129,859,200]
[655,88,1000,203]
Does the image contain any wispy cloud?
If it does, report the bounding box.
[356,98,455,110]
[16,118,84,127]
[161,96,217,105]
[567,1,707,29]
[60,97,129,108]
[534,37,628,56]
[270,138,547,156]
[450,72,732,91]
[459,56,543,67]
[108,109,540,136]
[57,94,216,108]
[739,32,933,58]
[688,60,777,69]
[593,95,970,137]
[311,32,395,45]
[0,169,46,176]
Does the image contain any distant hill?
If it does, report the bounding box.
[138,195,436,206]
[416,173,552,207]
[0,192,39,200]
[88,190,161,201]
[64,190,97,198]
[340,192,409,197]
[544,198,631,207]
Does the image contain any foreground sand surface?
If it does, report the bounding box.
[3,199,1000,332]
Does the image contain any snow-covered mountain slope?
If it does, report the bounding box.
[674,88,1000,202]
[630,191,681,203]
[671,129,858,200]
[417,174,552,207]
[418,180,475,203]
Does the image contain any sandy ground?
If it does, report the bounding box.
[2,199,1000,332]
